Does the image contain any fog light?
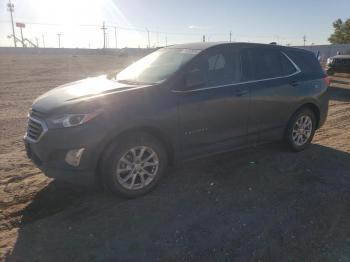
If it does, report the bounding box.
[65,148,85,167]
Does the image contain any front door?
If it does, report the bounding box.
[174,46,250,158]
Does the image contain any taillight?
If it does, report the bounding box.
[323,76,331,86]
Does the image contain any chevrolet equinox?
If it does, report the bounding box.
[24,42,329,198]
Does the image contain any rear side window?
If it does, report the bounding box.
[241,48,297,81]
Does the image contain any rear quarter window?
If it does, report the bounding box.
[283,49,325,77]
[281,53,298,75]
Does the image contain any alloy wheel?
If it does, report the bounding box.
[292,115,313,146]
[116,146,159,190]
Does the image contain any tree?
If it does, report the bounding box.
[328,18,350,44]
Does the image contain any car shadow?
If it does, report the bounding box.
[7,144,350,261]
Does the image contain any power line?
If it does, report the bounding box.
[0,19,204,36]
[0,18,321,42]
[0,17,324,48]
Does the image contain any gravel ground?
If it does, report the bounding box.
[0,52,350,262]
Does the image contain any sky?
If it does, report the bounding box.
[0,0,349,48]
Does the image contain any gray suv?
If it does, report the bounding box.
[326,49,350,75]
[24,42,329,198]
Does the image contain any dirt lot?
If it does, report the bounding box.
[0,52,350,261]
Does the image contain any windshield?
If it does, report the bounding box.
[116,48,200,84]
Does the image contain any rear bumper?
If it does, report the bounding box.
[317,88,329,129]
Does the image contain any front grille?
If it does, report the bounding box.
[30,109,46,119]
[25,110,47,142]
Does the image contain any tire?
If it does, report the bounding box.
[100,132,167,198]
[285,108,316,152]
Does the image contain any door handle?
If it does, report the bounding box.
[235,89,249,97]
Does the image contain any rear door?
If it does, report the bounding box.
[175,46,250,158]
[241,47,300,142]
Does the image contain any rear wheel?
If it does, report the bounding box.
[101,132,167,198]
[285,108,316,152]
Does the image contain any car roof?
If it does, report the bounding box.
[166,42,282,50]
[166,42,307,54]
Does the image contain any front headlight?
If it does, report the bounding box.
[327,58,333,65]
[50,110,101,128]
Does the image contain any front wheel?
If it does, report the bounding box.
[285,108,316,152]
[100,132,167,198]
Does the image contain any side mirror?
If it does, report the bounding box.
[185,69,206,89]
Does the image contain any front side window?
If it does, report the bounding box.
[186,48,241,87]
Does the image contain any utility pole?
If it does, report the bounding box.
[35,37,39,47]
[15,22,26,47]
[165,35,167,47]
[7,0,16,47]
[57,33,61,48]
[146,28,150,48]
[114,26,117,49]
[230,31,232,42]
[202,35,206,42]
[101,21,107,49]
[42,34,45,48]
[19,26,24,47]
[156,30,159,47]
[303,35,306,47]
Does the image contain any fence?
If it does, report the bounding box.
[296,44,350,63]
[0,46,156,56]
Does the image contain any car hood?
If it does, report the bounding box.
[32,75,150,113]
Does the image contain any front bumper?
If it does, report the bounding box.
[24,121,108,187]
